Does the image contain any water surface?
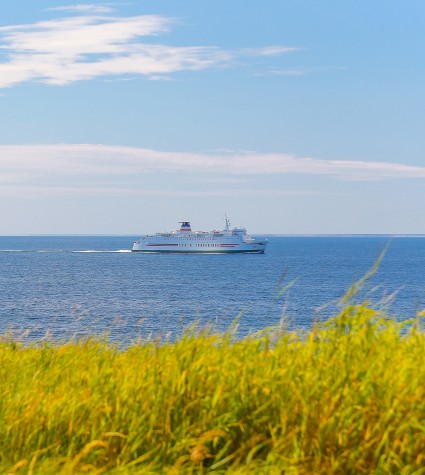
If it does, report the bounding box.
[1,236,424,342]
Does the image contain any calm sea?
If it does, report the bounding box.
[1,236,425,343]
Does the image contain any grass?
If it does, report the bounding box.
[1,301,425,474]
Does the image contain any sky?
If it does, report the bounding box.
[0,1,424,234]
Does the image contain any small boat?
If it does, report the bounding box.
[132,217,267,253]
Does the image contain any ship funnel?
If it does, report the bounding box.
[179,221,191,232]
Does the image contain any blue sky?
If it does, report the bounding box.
[0,0,424,234]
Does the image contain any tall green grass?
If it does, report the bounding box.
[1,301,425,474]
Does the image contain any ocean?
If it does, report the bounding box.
[1,235,425,343]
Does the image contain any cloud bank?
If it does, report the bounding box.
[0,7,295,87]
[1,144,424,195]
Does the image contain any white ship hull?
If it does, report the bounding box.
[132,241,267,253]
[132,219,267,254]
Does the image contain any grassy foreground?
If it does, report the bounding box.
[1,306,425,474]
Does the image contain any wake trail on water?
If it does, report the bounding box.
[0,250,132,253]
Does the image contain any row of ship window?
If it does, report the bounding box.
[179,243,220,247]
[170,237,235,241]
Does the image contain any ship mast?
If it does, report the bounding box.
[225,214,231,231]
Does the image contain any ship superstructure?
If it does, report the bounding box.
[132,217,267,253]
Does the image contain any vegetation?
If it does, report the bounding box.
[1,299,425,475]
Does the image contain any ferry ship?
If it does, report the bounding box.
[132,217,267,253]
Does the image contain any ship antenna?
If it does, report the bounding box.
[225,213,230,231]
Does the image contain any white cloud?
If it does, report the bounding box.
[0,10,294,88]
[47,4,115,14]
[243,46,298,57]
[270,68,307,76]
[0,144,425,196]
[264,66,347,77]
[0,184,328,197]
